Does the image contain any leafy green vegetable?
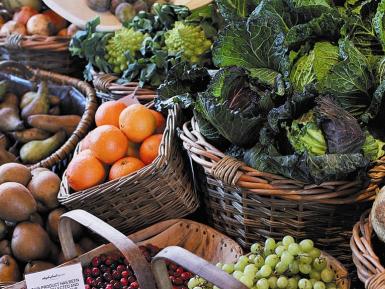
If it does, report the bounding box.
[373,0,385,51]
[362,130,385,160]
[286,111,327,155]
[215,0,257,20]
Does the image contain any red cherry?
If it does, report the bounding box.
[92,267,100,277]
[169,263,177,271]
[105,258,112,266]
[127,276,136,284]
[85,285,91,289]
[113,270,121,280]
[130,281,139,289]
[181,272,192,280]
[176,267,184,275]
[120,278,128,287]
[103,272,112,281]
[114,282,121,289]
[117,265,126,273]
[173,271,181,277]
[106,285,113,289]
[92,257,100,267]
[86,277,93,285]
[84,268,92,276]
[173,277,183,285]
[121,271,130,278]
[169,276,176,283]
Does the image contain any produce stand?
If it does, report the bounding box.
[2,0,385,289]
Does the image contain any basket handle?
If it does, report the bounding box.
[0,60,34,80]
[152,246,248,289]
[58,209,157,289]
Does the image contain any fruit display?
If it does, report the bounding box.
[82,244,193,289]
[0,163,98,283]
[66,102,165,191]
[70,3,221,86]
[188,236,339,289]
[0,81,82,165]
[0,0,78,36]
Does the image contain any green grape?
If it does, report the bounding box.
[298,253,312,265]
[268,276,278,289]
[265,238,276,251]
[281,251,294,265]
[288,243,301,256]
[233,271,243,280]
[239,256,250,264]
[240,276,254,288]
[249,254,257,262]
[320,268,334,283]
[288,260,299,275]
[188,277,201,289]
[254,255,265,268]
[276,241,283,247]
[287,278,298,289]
[192,287,202,289]
[259,265,272,278]
[251,243,263,254]
[299,240,314,253]
[309,270,321,281]
[299,263,311,274]
[213,286,220,289]
[309,248,321,259]
[314,281,326,289]
[282,236,295,246]
[275,246,286,257]
[216,262,223,268]
[222,263,235,274]
[313,257,327,271]
[264,247,274,257]
[275,261,289,274]
[277,276,288,289]
[265,254,279,268]
[257,278,269,289]
[235,261,247,271]
[298,279,312,289]
[326,283,337,289]
[244,264,257,275]
[309,279,317,286]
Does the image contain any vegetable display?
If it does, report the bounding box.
[158,0,385,184]
[70,3,222,86]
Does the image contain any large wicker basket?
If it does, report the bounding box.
[0,60,97,173]
[58,103,199,235]
[179,117,385,271]
[2,209,244,289]
[351,209,385,289]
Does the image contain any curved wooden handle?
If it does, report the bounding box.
[152,246,248,289]
[58,209,157,289]
[0,60,34,80]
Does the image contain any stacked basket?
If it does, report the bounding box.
[179,117,385,270]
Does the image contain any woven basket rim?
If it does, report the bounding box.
[179,117,383,204]
[0,61,97,170]
[57,104,179,202]
[0,33,70,51]
[351,210,385,288]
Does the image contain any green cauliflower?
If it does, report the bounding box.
[287,111,327,156]
[362,131,385,161]
[105,28,147,73]
[165,22,212,64]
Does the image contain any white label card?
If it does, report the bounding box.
[25,263,85,289]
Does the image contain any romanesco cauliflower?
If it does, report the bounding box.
[105,28,147,73]
[165,22,212,64]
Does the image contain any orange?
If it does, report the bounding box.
[95,101,127,128]
[66,150,106,191]
[119,104,156,143]
[88,125,128,164]
[150,110,166,134]
[79,133,91,151]
[139,134,162,165]
[127,141,140,158]
[109,157,145,180]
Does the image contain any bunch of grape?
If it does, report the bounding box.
[105,28,147,73]
[187,236,338,289]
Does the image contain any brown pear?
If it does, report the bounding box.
[12,222,51,262]
[0,255,20,283]
[47,208,82,240]
[0,163,32,186]
[0,182,37,222]
[21,82,49,120]
[29,212,44,226]
[28,171,60,210]
[0,133,10,149]
[0,93,19,109]
[0,148,17,165]
[24,261,55,274]
[0,107,24,132]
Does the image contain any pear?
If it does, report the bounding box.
[0,92,19,109]
[11,128,51,144]
[0,107,24,132]
[0,255,20,283]
[21,81,49,120]
[0,148,17,165]
[19,130,66,164]
[28,171,60,211]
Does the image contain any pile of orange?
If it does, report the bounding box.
[66,101,166,191]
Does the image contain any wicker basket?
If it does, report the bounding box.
[179,117,384,270]
[2,209,243,289]
[0,60,97,173]
[58,103,199,235]
[351,209,385,289]
[153,247,350,289]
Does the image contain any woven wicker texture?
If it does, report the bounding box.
[58,104,199,235]
[0,33,82,75]
[179,117,383,270]
[0,60,97,173]
[351,210,385,289]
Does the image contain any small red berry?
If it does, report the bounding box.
[113,270,121,280]
[114,281,121,289]
[85,285,90,289]
[117,265,126,273]
[106,284,113,289]
[176,267,184,275]
[181,272,192,280]
[121,271,130,278]
[169,276,176,283]
[105,258,112,266]
[130,281,139,289]
[92,257,100,267]
[173,277,183,285]
[169,263,177,271]
[84,268,92,276]
[127,276,136,284]
[86,277,93,285]
[92,267,100,277]
[120,278,128,287]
